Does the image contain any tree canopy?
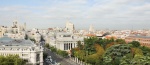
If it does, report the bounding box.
[0,55,26,65]
[71,37,150,65]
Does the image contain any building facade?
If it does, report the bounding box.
[125,36,150,47]
[0,20,26,39]
[65,21,75,33]
[49,32,84,51]
[0,36,43,65]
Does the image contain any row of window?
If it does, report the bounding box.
[64,43,76,50]
[141,43,150,46]
[0,53,29,57]
[126,38,150,42]
[0,48,35,51]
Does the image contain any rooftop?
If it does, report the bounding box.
[128,35,150,39]
[0,36,35,46]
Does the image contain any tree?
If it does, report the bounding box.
[120,54,150,65]
[77,41,83,50]
[115,39,126,44]
[120,53,134,65]
[0,55,26,65]
[30,38,36,43]
[50,46,57,52]
[86,44,105,64]
[129,41,140,47]
[84,37,98,55]
[74,50,86,61]
[45,44,50,49]
[139,46,150,56]
[103,44,131,65]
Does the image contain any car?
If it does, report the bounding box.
[50,58,52,62]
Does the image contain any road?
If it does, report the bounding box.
[45,48,80,65]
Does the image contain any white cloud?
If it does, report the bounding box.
[0,0,149,29]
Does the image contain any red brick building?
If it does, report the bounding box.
[125,36,150,47]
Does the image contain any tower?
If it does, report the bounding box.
[12,20,19,33]
[65,21,75,32]
[89,25,94,32]
[13,20,18,28]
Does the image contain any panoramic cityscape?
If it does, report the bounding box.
[0,0,150,65]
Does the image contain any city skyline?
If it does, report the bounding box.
[0,0,150,30]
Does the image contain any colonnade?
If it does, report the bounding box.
[64,43,76,50]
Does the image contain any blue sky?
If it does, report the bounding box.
[0,0,150,30]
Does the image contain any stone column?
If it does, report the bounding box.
[40,51,43,65]
[30,52,36,65]
[72,43,74,48]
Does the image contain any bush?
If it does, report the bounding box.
[48,46,68,57]
[50,46,57,52]
[45,44,50,49]
[57,49,68,57]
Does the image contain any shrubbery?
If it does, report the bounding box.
[45,44,68,58]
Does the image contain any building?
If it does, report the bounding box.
[0,36,43,65]
[49,32,84,51]
[125,35,150,47]
[65,21,75,33]
[0,20,26,39]
[89,25,95,32]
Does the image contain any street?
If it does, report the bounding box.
[45,48,80,65]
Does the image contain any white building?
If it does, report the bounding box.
[89,25,95,32]
[49,32,84,51]
[0,36,43,65]
[0,20,26,39]
[65,21,75,33]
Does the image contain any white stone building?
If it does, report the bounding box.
[49,32,84,51]
[89,25,95,32]
[65,21,75,33]
[0,36,43,65]
[0,20,26,39]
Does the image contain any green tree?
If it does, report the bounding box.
[45,44,50,49]
[50,46,57,52]
[103,44,131,65]
[84,37,98,55]
[57,49,68,57]
[77,41,83,50]
[139,46,150,56]
[115,39,126,44]
[121,54,150,65]
[30,38,36,43]
[129,41,140,47]
[0,55,26,65]
[86,44,105,64]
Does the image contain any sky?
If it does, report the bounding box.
[0,0,150,30]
